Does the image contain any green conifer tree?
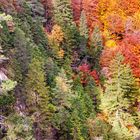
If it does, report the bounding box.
[52,68,73,117]
[13,28,30,78]
[25,47,49,115]
[9,28,30,117]
[52,0,80,52]
[79,10,88,40]
[51,69,74,139]
[89,26,103,68]
[5,113,34,140]
[69,77,95,140]
[52,0,73,27]
[79,10,89,55]
[100,53,139,139]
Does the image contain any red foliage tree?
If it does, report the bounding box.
[71,0,82,25]
[78,63,90,73]
[90,70,100,85]
[71,0,100,33]
[82,0,100,34]
[78,63,100,85]
[100,48,117,68]
[118,41,140,83]
[106,13,125,34]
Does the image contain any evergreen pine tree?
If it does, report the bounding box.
[25,47,49,115]
[52,0,80,52]
[100,53,139,139]
[26,0,45,22]
[52,68,73,116]
[52,0,81,83]
[52,0,73,27]
[89,26,103,68]
[5,113,34,140]
[13,28,30,78]
[79,10,89,55]
[79,10,88,40]
[9,28,31,116]
[84,78,102,112]
[69,77,95,140]
[91,26,103,49]
[51,69,74,139]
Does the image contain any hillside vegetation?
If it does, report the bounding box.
[0,0,140,139]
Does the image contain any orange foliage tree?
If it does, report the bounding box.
[118,0,140,15]
[47,24,65,58]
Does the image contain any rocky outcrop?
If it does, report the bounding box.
[0,47,9,85]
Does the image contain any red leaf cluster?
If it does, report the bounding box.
[71,0,82,25]
[90,70,100,85]
[100,48,117,68]
[78,63,90,73]
[71,0,100,34]
[118,41,140,81]
[82,0,100,33]
[78,63,100,85]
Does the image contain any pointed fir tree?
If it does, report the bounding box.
[51,69,75,139]
[25,47,49,115]
[79,10,89,55]
[9,28,31,116]
[52,0,73,27]
[68,76,95,140]
[100,53,139,139]
[79,10,88,40]
[91,26,103,49]
[52,0,81,81]
[52,68,73,116]
[5,113,34,140]
[13,28,30,79]
[84,77,102,112]
[89,26,103,68]
[26,0,45,21]
[52,0,80,53]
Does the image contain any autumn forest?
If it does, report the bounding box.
[0,0,140,139]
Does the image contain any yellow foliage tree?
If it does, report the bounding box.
[47,24,65,58]
[48,24,64,46]
[132,12,140,30]
[99,0,126,39]
[105,40,117,48]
